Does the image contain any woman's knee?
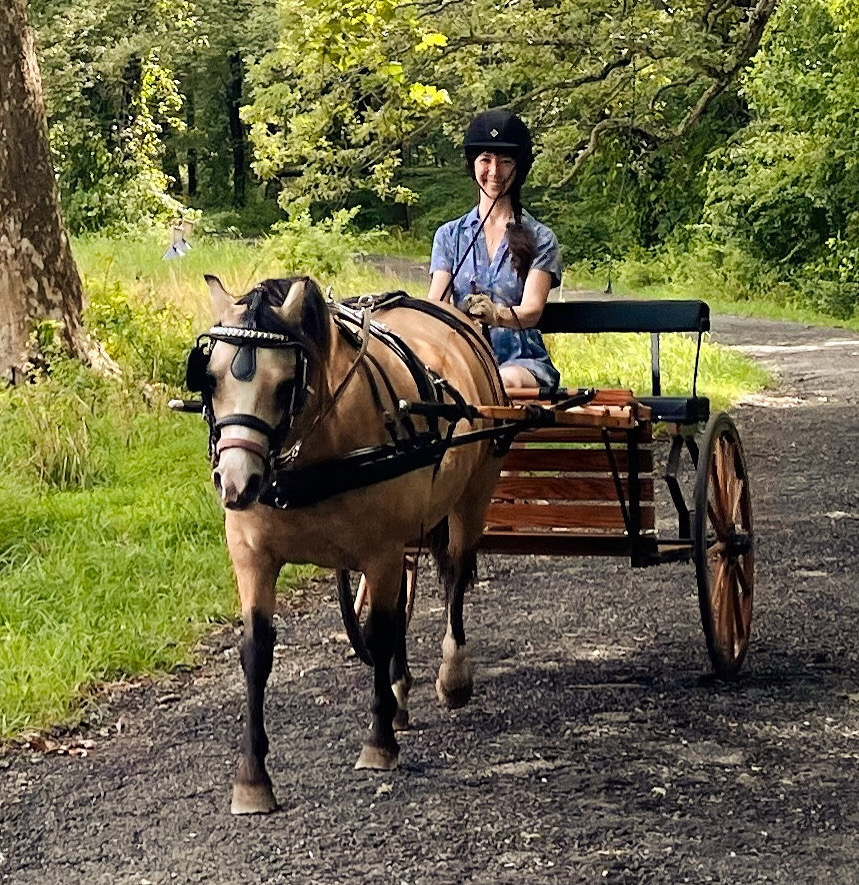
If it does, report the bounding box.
[500,364,538,390]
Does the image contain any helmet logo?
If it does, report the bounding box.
[490,129,498,137]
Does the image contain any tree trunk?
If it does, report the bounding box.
[0,0,85,380]
[227,52,247,209]
[186,90,198,198]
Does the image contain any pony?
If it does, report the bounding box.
[187,275,507,814]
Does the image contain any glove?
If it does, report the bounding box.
[465,292,503,326]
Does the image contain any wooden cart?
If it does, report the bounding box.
[471,299,754,676]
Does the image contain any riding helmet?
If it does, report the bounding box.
[463,109,534,180]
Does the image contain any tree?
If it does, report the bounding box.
[0,0,86,379]
[243,0,779,219]
[29,0,192,232]
[688,0,859,315]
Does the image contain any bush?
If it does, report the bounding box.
[0,328,143,491]
[267,208,387,280]
[83,283,196,388]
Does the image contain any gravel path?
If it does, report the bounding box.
[2,312,858,884]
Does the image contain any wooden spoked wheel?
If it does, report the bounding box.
[337,556,418,666]
[693,412,754,677]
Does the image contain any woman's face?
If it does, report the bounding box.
[474,152,516,197]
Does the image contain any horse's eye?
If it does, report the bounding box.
[205,372,217,392]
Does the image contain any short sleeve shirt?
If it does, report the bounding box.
[430,207,562,389]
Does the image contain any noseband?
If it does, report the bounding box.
[186,325,309,467]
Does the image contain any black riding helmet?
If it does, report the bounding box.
[463,109,534,183]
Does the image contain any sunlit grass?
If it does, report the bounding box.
[72,232,421,328]
[547,332,769,414]
[0,399,319,737]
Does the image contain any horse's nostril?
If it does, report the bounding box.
[245,473,262,502]
[213,470,223,493]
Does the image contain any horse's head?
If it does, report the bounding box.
[188,275,330,509]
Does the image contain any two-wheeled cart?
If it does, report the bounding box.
[467,299,754,676]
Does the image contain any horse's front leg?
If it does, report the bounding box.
[389,557,415,731]
[356,558,404,771]
[227,524,280,814]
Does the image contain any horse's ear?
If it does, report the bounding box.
[205,274,234,319]
[271,278,307,328]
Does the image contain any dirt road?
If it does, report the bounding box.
[2,314,858,884]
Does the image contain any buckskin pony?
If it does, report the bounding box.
[187,275,506,814]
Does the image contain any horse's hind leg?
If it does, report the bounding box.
[390,560,414,731]
[432,518,478,709]
[356,558,403,770]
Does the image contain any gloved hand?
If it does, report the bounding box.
[464,292,503,326]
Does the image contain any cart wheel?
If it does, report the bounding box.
[693,412,754,677]
[337,556,418,666]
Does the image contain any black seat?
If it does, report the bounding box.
[637,396,710,425]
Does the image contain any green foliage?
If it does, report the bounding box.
[30,0,194,232]
[83,282,196,387]
[267,208,387,280]
[666,0,859,318]
[244,0,769,224]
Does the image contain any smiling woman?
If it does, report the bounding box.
[428,109,563,392]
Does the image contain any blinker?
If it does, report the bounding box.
[186,344,210,393]
[231,344,257,382]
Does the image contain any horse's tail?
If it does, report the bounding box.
[428,517,478,606]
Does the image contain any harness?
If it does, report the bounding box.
[184,291,516,510]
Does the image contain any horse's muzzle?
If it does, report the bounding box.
[213,466,264,510]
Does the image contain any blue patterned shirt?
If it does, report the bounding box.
[430,207,562,388]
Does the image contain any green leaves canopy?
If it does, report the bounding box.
[243,0,777,218]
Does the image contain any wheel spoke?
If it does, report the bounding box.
[729,566,745,643]
[712,557,736,652]
[735,559,753,597]
[716,437,739,523]
[707,501,727,538]
[709,457,729,530]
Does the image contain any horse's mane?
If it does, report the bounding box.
[236,277,331,358]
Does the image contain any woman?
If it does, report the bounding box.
[428,109,562,391]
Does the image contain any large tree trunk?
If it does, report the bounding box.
[227,52,247,209]
[0,0,85,380]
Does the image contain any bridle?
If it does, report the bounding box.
[185,324,309,469]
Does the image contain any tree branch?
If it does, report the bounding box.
[507,55,633,108]
[673,0,777,137]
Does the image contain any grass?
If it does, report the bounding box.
[547,332,768,414]
[72,231,418,326]
[0,231,770,741]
